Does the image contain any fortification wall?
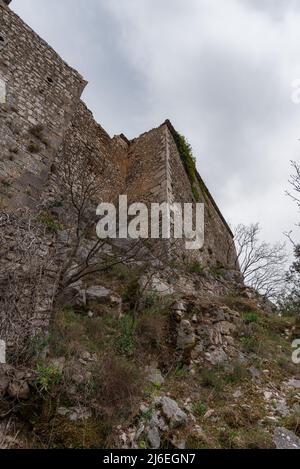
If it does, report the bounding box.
[0,1,240,362]
[165,122,237,269]
[0,2,86,209]
[126,126,169,205]
[44,101,127,209]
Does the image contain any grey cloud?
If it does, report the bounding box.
[244,0,300,20]
[12,0,300,246]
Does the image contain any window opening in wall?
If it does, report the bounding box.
[0,78,6,104]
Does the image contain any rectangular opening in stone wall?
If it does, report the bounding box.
[0,78,6,104]
[0,340,6,364]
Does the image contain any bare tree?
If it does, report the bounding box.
[279,160,300,315]
[287,160,300,216]
[52,143,173,301]
[233,223,288,300]
[0,210,58,363]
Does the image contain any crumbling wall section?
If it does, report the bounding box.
[44,101,127,210]
[126,126,168,205]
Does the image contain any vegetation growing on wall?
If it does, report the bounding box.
[173,132,200,201]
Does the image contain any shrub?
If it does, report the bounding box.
[1,179,11,188]
[122,277,140,309]
[115,314,136,356]
[143,292,160,308]
[136,311,167,352]
[91,355,143,418]
[108,263,131,280]
[174,364,189,378]
[27,142,40,153]
[223,428,274,449]
[187,261,204,274]
[193,401,206,417]
[32,415,109,449]
[200,368,224,392]
[224,362,250,384]
[282,411,300,437]
[173,132,200,201]
[240,336,259,353]
[35,363,62,393]
[243,312,260,324]
[224,295,260,314]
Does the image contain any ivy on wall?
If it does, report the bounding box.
[173,132,200,201]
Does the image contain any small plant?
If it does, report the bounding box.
[35,363,62,393]
[108,263,130,280]
[37,212,63,232]
[1,179,11,188]
[122,277,140,309]
[143,292,160,308]
[173,132,200,202]
[175,364,188,378]
[141,407,154,421]
[224,362,250,384]
[138,440,147,449]
[187,261,204,274]
[243,312,260,324]
[192,401,206,417]
[240,336,259,353]
[209,264,225,279]
[31,334,50,358]
[282,411,300,437]
[115,314,136,356]
[200,368,224,392]
[151,381,162,390]
[27,142,40,153]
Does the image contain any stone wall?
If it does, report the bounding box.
[0,1,238,271]
[164,121,237,269]
[0,1,86,209]
[126,125,168,205]
[44,101,127,209]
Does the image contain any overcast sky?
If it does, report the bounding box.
[13,0,300,252]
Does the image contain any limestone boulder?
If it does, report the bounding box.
[205,348,228,365]
[147,427,161,449]
[273,427,300,449]
[157,397,188,428]
[177,320,196,350]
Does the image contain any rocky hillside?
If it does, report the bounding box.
[1,258,300,449]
